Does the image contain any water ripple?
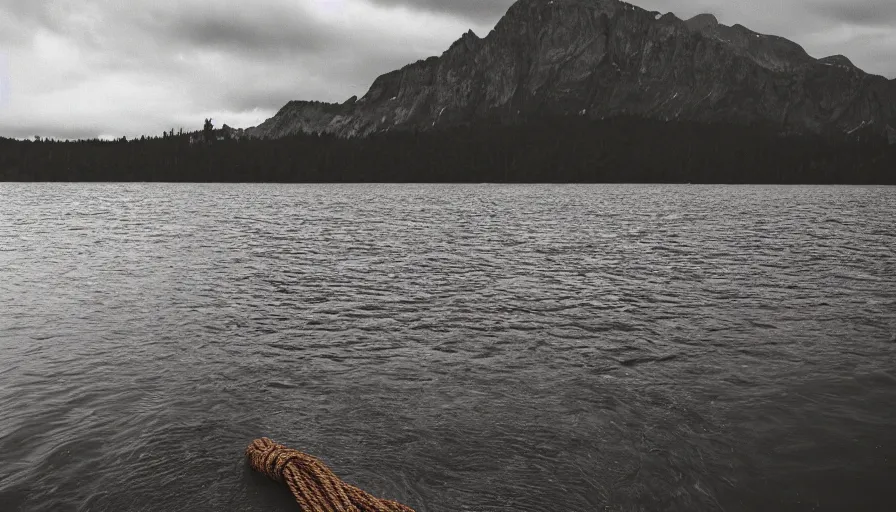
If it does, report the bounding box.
[0,184,895,511]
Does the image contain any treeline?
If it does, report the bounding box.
[1,116,894,183]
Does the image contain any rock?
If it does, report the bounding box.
[249,0,896,139]
[887,125,896,146]
[684,13,720,32]
[819,55,856,68]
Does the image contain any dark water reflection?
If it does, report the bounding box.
[1,184,894,512]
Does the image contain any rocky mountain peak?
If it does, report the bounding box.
[685,13,720,32]
[496,0,622,31]
[446,29,482,56]
[247,0,896,140]
[819,55,856,68]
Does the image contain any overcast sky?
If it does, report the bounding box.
[1,0,894,140]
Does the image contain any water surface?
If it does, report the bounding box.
[1,184,895,512]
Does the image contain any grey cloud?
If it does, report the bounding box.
[222,88,301,113]
[811,0,896,26]
[367,0,513,21]
[0,1,338,67]
[131,3,334,56]
[0,1,109,48]
[0,1,58,29]
[0,122,110,141]
[102,0,442,87]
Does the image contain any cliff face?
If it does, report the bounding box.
[247,0,896,139]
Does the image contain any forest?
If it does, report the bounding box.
[1,116,894,184]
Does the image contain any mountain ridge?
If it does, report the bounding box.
[247,0,896,139]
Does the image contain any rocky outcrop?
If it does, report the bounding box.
[248,0,896,139]
[888,125,896,145]
[819,55,857,69]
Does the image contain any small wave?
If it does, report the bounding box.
[266,381,299,389]
[619,354,679,367]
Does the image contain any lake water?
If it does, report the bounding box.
[1,184,894,512]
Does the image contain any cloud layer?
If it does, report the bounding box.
[0,0,893,140]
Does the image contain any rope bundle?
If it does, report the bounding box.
[246,437,416,512]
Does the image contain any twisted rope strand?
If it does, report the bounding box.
[246,438,416,512]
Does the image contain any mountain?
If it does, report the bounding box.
[247,0,896,139]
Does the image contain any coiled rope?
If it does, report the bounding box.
[246,437,416,512]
